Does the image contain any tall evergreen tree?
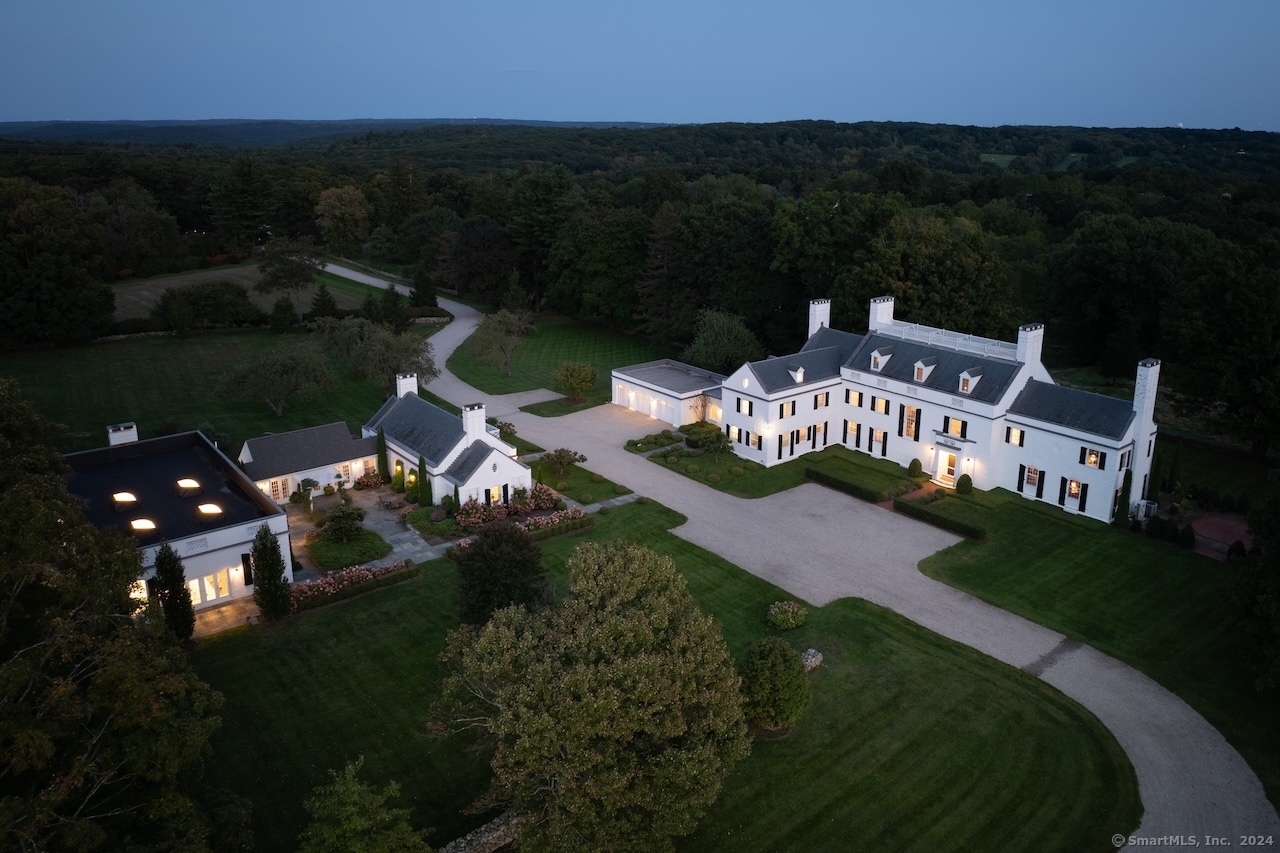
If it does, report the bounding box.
[377,428,390,480]
[250,524,291,621]
[1113,470,1134,529]
[309,283,339,320]
[418,456,430,506]
[153,542,196,642]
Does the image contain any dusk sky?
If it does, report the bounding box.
[4,0,1277,130]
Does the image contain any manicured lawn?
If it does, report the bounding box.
[193,501,1138,852]
[533,461,629,504]
[305,529,393,570]
[446,314,673,407]
[916,488,1280,806]
[0,326,437,453]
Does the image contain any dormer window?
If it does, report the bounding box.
[870,347,892,372]
[788,365,805,383]
[958,368,983,394]
[913,357,937,383]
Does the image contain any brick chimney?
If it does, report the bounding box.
[807,299,831,339]
[396,373,418,398]
[462,403,486,443]
[868,296,894,332]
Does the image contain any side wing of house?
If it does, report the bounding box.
[241,422,378,504]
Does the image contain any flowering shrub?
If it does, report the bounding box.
[353,472,384,490]
[290,560,412,612]
[768,600,808,630]
[398,503,419,520]
[520,506,585,531]
[455,498,510,529]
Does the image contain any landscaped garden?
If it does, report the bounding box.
[532,456,631,505]
[445,314,673,414]
[911,486,1280,805]
[192,500,1139,852]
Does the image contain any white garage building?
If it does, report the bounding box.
[611,359,726,428]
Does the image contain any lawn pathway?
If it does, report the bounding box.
[322,269,1280,849]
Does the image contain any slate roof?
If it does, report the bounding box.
[800,327,864,364]
[241,422,376,481]
[443,441,499,486]
[844,333,1022,405]
[1007,380,1136,441]
[364,393,465,466]
[613,359,727,395]
[746,346,846,394]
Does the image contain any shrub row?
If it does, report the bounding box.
[892,499,987,540]
[805,467,887,503]
[525,515,595,542]
[291,562,418,613]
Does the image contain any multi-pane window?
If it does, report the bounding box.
[1007,427,1024,446]
[872,396,889,415]
[845,389,863,406]
[960,377,971,393]
[814,392,830,409]
[1080,447,1106,469]
[915,367,924,381]
[948,418,965,437]
[1068,479,1082,499]
[780,400,796,418]
[736,397,754,416]
[1025,467,1040,488]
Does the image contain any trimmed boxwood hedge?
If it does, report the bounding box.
[805,467,887,503]
[892,499,987,540]
[294,566,421,613]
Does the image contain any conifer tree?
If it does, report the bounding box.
[153,542,196,642]
[377,427,390,481]
[251,524,291,620]
[418,455,430,505]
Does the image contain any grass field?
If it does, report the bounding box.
[192,501,1138,852]
[447,314,674,406]
[532,460,630,504]
[915,488,1280,805]
[0,326,434,453]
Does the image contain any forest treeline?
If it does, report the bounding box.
[1,120,1278,453]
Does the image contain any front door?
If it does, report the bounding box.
[941,453,957,485]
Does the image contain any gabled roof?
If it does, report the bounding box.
[800,327,863,364]
[746,346,846,394]
[241,422,376,481]
[845,333,1021,404]
[1007,380,1136,441]
[443,441,501,486]
[364,393,465,466]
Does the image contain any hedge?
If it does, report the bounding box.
[892,499,987,540]
[805,467,887,503]
[293,565,420,613]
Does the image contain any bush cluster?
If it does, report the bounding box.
[455,484,561,529]
[291,561,417,613]
[352,472,384,490]
[743,637,811,731]
[767,600,807,630]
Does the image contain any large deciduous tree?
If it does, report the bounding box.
[153,542,196,643]
[250,523,292,621]
[681,309,765,375]
[299,757,432,853]
[450,521,546,625]
[309,317,439,393]
[552,361,598,403]
[315,185,372,257]
[434,541,750,851]
[0,379,232,851]
[220,342,339,416]
[257,237,323,324]
[469,309,531,377]
[546,207,650,327]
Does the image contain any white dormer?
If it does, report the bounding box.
[959,368,983,394]
[788,365,805,384]
[913,356,937,383]
[870,347,893,372]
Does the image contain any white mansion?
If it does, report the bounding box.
[613,297,1159,525]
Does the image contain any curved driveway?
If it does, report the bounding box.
[356,272,1280,850]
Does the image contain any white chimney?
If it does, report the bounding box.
[462,403,486,443]
[868,296,894,332]
[1133,358,1160,426]
[396,373,418,398]
[1016,323,1044,366]
[807,299,831,339]
[107,422,139,446]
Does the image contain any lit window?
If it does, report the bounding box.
[488,486,502,505]
[949,418,965,437]
[903,406,917,438]
[872,356,880,370]
[814,392,829,409]
[961,378,970,393]
[1025,467,1040,488]
[1081,446,1105,469]
[873,397,888,415]
[915,367,923,381]
[780,400,796,418]
[130,518,156,532]
[1008,428,1023,446]
[1068,479,1082,499]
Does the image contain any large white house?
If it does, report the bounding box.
[67,426,292,611]
[239,374,532,508]
[615,297,1159,525]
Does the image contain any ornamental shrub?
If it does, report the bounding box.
[743,637,810,731]
[956,473,973,495]
[391,471,405,493]
[556,481,570,491]
[614,484,628,495]
[1145,515,1165,539]
[686,465,700,474]
[405,482,419,504]
[325,506,367,543]
[767,600,807,630]
[729,466,744,476]
[579,493,593,504]
[1162,520,1180,543]
[707,473,721,484]
[599,505,611,516]
[1177,523,1197,549]
[907,458,924,478]
[667,456,678,465]
[591,473,604,483]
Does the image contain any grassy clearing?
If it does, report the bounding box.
[447,314,673,405]
[980,153,1017,169]
[305,529,393,570]
[534,461,629,504]
[916,487,1280,805]
[193,501,1138,852]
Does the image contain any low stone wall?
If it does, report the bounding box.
[440,812,523,853]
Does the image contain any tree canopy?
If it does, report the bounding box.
[469,309,532,377]
[450,521,547,624]
[299,758,432,853]
[434,541,750,851]
[220,342,339,417]
[681,309,765,375]
[256,237,323,323]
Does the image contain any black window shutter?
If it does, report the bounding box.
[1017,464,1026,493]
[502,484,509,504]
[777,435,783,460]
[1079,483,1089,512]
[1058,477,1067,506]
[1005,426,1011,444]
[1079,446,1087,465]
[725,424,731,436]
[943,415,951,433]
[960,420,968,439]
[1019,430,1025,447]
[856,424,862,448]
[755,435,762,450]
[898,405,905,437]
[779,403,785,419]
[842,420,848,442]
[484,489,492,506]
[823,421,829,447]
[146,577,159,598]
[914,409,922,441]
[241,553,254,586]
[1098,452,1107,470]
[881,434,888,457]
[871,395,877,411]
[857,392,863,407]
[1036,474,1046,499]
[845,389,850,404]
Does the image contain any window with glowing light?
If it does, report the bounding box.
[1068,479,1082,499]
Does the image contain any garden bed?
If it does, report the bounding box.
[306,529,393,570]
[535,462,630,505]
[291,561,419,613]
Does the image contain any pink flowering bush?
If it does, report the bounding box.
[455,499,511,529]
[290,560,413,612]
[520,507,585,531]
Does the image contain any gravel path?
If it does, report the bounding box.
[324,271,1280,850]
